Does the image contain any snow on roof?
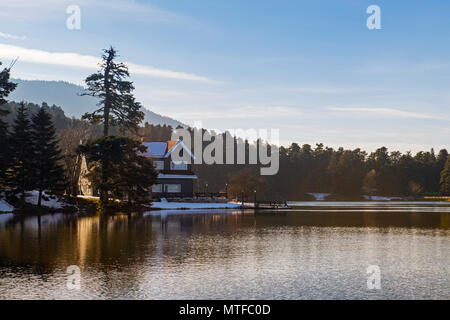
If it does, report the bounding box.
[141,142,168,157]
[141,140,195,159]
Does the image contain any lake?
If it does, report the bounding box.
[0,201,449,299]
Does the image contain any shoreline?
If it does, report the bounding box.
[1,192,450,215]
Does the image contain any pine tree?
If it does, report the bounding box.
[81,47,144,205]
[32,107,66,207]
[77,136,157,209]
[440,157,450,195]
[0,119,10,189]
[0,61,17,192]
[0,61,17,115]
[82,47,144,136]
[116,141,158,206]
[9,103,35,205]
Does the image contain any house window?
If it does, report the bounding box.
[152,184,162,192]
[165,184,182,193]
[153,160,164,170]
[170,162,187,170]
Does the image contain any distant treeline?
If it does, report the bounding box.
[191,137,449,200]
[3,100,450,200]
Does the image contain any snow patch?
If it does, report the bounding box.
[308,193,330,201]
[141,142,167,157]
[0,199,14,212]
[25,191,65,209]
[151,201,242,210]
[363,195,403,201]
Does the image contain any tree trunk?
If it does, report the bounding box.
[103,107,110,137]
[99,49,113,206]
[102,50,113,137]
[38,188,42,207]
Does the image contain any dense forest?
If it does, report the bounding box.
[190,134,450,200]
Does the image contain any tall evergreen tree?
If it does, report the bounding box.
[81,47,144,205]
[0,61,17,193]
[9,103,35,205]
[32,107,66,207]
[440,157,450,195]
[82,47,144,136]
[77,136,157,208]
[0,61,17,114]
[0,120,10,189]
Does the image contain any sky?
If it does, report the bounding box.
[0,0,449,153]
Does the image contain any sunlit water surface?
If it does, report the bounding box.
[0,201,449,299]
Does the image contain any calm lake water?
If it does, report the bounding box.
[0,201,449,300]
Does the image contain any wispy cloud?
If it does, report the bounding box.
[0,32,27,40]
[284,87,358,94]
[174,106,304,120]
[0,0,199,25]
[360,62,450,74]
[329,107,449,120]
[0,44,217,83]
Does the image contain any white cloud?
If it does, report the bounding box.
[0,0,198,25]
[0,44,217,83]
[360,62,450,74]
[328,107,449,120]
[0,32,27,40]
[285,87,357,94]
[174,105,304,121]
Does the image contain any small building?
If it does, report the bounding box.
[77,139,197,199]
[141,140,197,198]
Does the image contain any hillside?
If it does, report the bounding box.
[9,79,185,127]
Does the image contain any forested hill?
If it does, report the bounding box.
[9,79,185,128]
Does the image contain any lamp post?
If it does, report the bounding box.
[254,190,257,208]
[225,183,228,199]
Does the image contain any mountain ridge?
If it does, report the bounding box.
[9,78,186,128]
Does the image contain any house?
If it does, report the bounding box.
[77,139,197,198]
[141,140,197,197]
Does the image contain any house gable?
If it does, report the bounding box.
[141,139,197,196]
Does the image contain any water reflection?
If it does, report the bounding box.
[0,203,449,299]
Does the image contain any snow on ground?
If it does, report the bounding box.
[151,201,242,210]
[308,193,331,201]
[25,191,65,209]
[0,199,14,212]
[363,195,403,201]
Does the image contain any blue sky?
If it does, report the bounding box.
[0,0,449,152]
